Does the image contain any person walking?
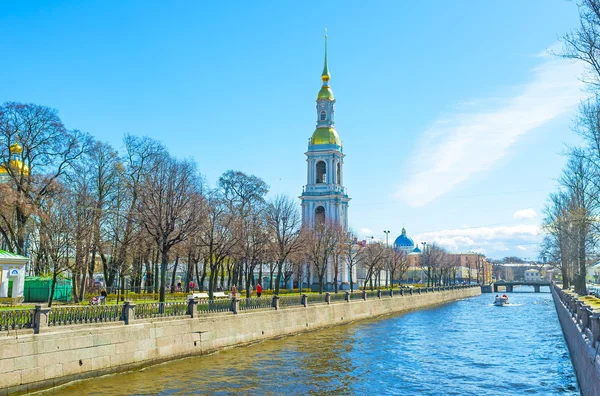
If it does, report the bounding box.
[256,283,263,298]
[248,284,253,298]
[231,285,237,298]
[100,288,107,305]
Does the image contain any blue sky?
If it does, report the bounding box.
[0,1,586,259]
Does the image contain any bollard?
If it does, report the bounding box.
[272,295,280,310]
[389,289,393,297]
[187,298,198,318]
[581,304,591,330]
[576,301,585,326]
[417,288,421,295]
[345,291,350,302]
[400,289,404,296]
[377,290,382,299]
[325,293,331,305]
[122,301,136,324]
[362,290,367,300]
[231,298,240,314]
[409,288,413,295]
[591,312,600,347]
[301,294,308,307]
[33,304,51,334]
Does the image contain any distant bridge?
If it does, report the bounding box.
[493,280,551,293]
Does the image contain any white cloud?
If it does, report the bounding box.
[398,50,585,207]
[414,224,541,256]
[359,228,372,235]
[513,208,537,220]
[517,245,528,251]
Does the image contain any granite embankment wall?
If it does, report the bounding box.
[0,286,480,395]
[551,285,600,396]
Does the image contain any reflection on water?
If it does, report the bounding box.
[47,288,579,396]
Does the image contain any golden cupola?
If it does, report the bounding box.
[0,138,29,176]
[311,33,341,146]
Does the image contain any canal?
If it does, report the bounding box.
[46,288,579,395]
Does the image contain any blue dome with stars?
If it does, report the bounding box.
[394,227,415,251]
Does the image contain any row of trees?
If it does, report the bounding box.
[0,102,417,305]
[541,0,600,294]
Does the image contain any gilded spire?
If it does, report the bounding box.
[321,31,330,83]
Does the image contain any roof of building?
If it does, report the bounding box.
[394,227,415,248]
[0,139,29,176]
[0,250,29,261]
[311,127,341,146]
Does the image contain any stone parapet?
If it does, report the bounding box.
[551,285,600,396]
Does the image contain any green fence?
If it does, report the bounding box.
[23,277,72,302]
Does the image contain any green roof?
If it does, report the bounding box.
[0,250,29,260]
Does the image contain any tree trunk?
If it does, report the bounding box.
[275,261,283,295]
[200,262,208,292]
[159,248,169,305]
[48,266,59,308]
[72,274,79,304]
[170,255,179,292]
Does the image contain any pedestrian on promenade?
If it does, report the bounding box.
[100,288,107,305]
[231,285,237,298]
[248,284,253,298]
[256,283,263,298]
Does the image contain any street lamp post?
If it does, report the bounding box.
[421,241,427,285]
[384,230,390,289]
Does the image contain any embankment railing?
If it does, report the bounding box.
[6,285,478,333]
[553,284,600,348]
[0,309,34,331]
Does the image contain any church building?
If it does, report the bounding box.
[299,36,352,290]
[300,35,350,230]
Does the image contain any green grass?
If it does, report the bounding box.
[0,305,34,312]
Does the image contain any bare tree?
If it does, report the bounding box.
[198,190,238,299]
[562,0,600,89]
[341,229,362,292]
[388,248,408,288]
[0,102,89,255]
[138,155,204,304]
[34,182,72,307]
[265,195,304,295]
[359,242,386,290]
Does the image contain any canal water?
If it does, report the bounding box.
[47,288,579,395]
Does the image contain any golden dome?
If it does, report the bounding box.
[9,142,22,154]
[317,85,334,101]
[311,127,341,146]
[0,159,29,176]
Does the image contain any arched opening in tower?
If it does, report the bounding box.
[337,162,341,185]
[316,161,326,184]
[320,111,326,121]
[315,206,325,225]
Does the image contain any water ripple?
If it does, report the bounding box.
[47,289,579,396]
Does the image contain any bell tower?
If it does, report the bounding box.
[300,34,350,231]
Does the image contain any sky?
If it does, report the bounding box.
[0,0,588,260]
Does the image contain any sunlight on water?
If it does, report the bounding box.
[46,288,579,396]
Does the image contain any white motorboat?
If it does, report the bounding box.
[494,296,509,306]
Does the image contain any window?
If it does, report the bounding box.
[316,161,326,184]
[320,111,326,121]
[315,206,325,225]
[337,162,341,185]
